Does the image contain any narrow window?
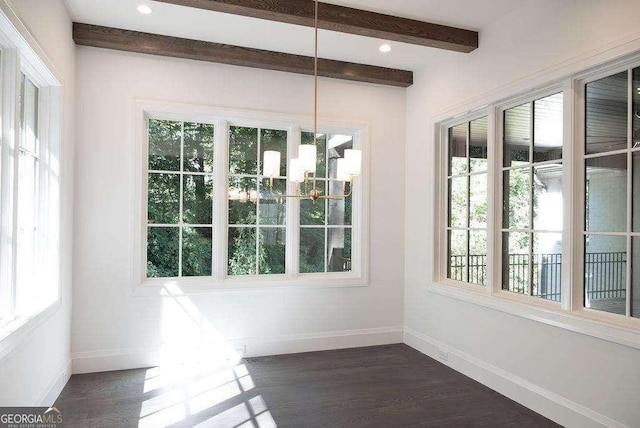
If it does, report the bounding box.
[228,126,287,276]
[446,117,488,285]
[585,68,640,318]
[147,120,214,278]
[299,132,353,274]
[502,93,563,301]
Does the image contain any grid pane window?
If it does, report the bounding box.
[299,132,353,274]
[447,117,488,286]
[228,127,287,276]
[147,120,214,278]
[586,67,640,318]
[145,121,362,281]
[438,58,640,329]
[502,93,563,301]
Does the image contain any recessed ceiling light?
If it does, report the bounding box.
[379,44,391,53]
[137,4,152,14]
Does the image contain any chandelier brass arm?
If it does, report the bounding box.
[266,174,353,202]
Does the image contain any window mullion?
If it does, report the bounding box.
[528,103,535,297]
[352,128,364,278]
[573,80,587,313]
[466,122,471,283]
[255,128,261,276]
[626,69,633,317]
[178,122,184,277]
[287,126,300,278]
[561,78,575,311]
[487,107,498,295]
[442,125,449,282]
[214,120,229,281]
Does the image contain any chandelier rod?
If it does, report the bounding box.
[314,0,318,142]
[312,0,319,190]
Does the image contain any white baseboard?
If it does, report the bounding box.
[72,348,161,374]
[403,327,627,428]
[72,326,403,374]
[239,326,402,358]
[36,359,71,406]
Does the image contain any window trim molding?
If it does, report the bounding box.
[429,281,640,350]
[0,0,63,352]
[132,100,370,294]
[431,46,640,350]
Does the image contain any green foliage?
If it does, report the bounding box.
[183,122,214,173]
[182,227,212,277]
[149,119,181,171]
[228,228,259,276]
[183,175,213,224]
[229,126,257,175]
[259,179,286,225]
[228,178,258,225]
[148,173,180,224]
[345,186,352,225]
[259,229,286,274]
[449,176,466,229]
[300,228,324,273]
[147,227,179,278]
[505,168,531,248]
[301,182,326,225]
[147,120,214,277]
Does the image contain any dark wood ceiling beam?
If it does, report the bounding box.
[154,0,478,53]
[73,23,413,87]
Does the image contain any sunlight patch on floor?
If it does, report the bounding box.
[137,282,272,427]
[193,398,277,428]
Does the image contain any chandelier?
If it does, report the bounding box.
[262,0,362,201]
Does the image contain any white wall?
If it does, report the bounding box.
[72,47,405,371]
[405,0,640,426]
[0,0,75,405]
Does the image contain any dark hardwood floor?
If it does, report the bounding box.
[55,344,558,427]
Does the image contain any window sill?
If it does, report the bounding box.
[0,301,61,361]
[429,281,640,350]
[133,273,368,296]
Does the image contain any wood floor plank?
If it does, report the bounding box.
[55,344,559,427]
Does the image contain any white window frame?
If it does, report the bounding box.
[0,2,62,356]
[433,53,640,350]
[132,101,370,295]
[573,59,640,325]
[441,113,492,288]
[494,85,569,307]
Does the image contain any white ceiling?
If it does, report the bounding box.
[64,0,524,70]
